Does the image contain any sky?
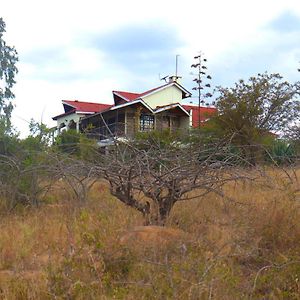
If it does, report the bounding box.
[2,0,300,137]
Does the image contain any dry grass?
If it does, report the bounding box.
[0,169,299,299]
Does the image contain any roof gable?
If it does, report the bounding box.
[112,81,192,105]
[53,100,112,120]
[140,82,191,100]
[154,103,190,116]
[112,91,140,102]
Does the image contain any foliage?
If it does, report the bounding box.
[0,168,299,298]
[28,118,53,147]
[0,131,19,155]
[285,124,300,155]
[0,18,18,133]
[265,139,296,165]
[55,129,81,155]
[213,73,299,146]
[135,129,182,147]
[55,129,98,162]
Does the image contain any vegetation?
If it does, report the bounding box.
[0,17,18,134]
[210,73,300,164]
[1,16,300,298]
[0,169,298,299]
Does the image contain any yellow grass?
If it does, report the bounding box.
[0,168,299,299]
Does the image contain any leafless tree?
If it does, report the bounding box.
[0,149,100,211]
[90,137,253,225]
[48,152,98,204]
[0,152,58,209]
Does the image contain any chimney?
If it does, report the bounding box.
[168,75,182,84]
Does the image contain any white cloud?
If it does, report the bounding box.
[2,0,300,136]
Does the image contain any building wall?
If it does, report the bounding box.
[155,113,189,132]
[180,115,190,130]
[125,107,140,138]
[141,85,183,108]
[56,113,85,132]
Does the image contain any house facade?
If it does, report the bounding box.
[52,76,217,141]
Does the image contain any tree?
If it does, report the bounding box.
[0,18,18,133]
[55,129,81,155]
[285,124,300,156]
[286,124,300,142]
[28,118,53,148]
[90,138,251,226]
[212,73,300,163]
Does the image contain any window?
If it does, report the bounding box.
[140,114,154,131]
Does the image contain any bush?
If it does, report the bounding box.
[266,139,296,165]
[55,129,81,155]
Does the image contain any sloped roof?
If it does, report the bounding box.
[52,109,76,121]
[154,103,190,116]
[80,99,154,122]
[182,104,217,127]
[53,100,112,120]
[112,81,191,103]
[62,100,112,112]
[112,91,141,101]
[53,83,194,121]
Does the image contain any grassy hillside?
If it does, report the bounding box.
[0,168,299,299]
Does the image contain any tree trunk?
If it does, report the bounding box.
[148,198,175,226]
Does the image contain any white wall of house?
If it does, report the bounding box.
[142,85,183,108]
[56,113,84,132]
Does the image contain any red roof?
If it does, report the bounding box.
[63,100,112,112]
[113,83,170,102]
[113,91,141,101]
[53,100,112,120]
[182,105,217,128]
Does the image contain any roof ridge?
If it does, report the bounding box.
[113,90,140,95]
[63,100,111,105]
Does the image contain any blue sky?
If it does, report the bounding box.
[1,0,300,136]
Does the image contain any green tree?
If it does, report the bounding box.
[285,124,300,155]
[55,129,81,155]
[0,17,18,133]
[28,118,52,148]
[212,73,300,163]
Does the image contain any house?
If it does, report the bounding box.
[52,100,113,134]
[52,76,217,141]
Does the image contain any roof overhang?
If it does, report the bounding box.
[52,110,94,121]
[154,103,190,116]
[62,100,77,109]
[109,99,153,113]
[112,91,130,102]
[80,99,154,122]
[52,109,76,120]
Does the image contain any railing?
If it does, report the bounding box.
[82,121,190,141]
[83,122,126,141]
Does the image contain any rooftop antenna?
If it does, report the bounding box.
[175,54,180,77]
[160,74,169,83]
